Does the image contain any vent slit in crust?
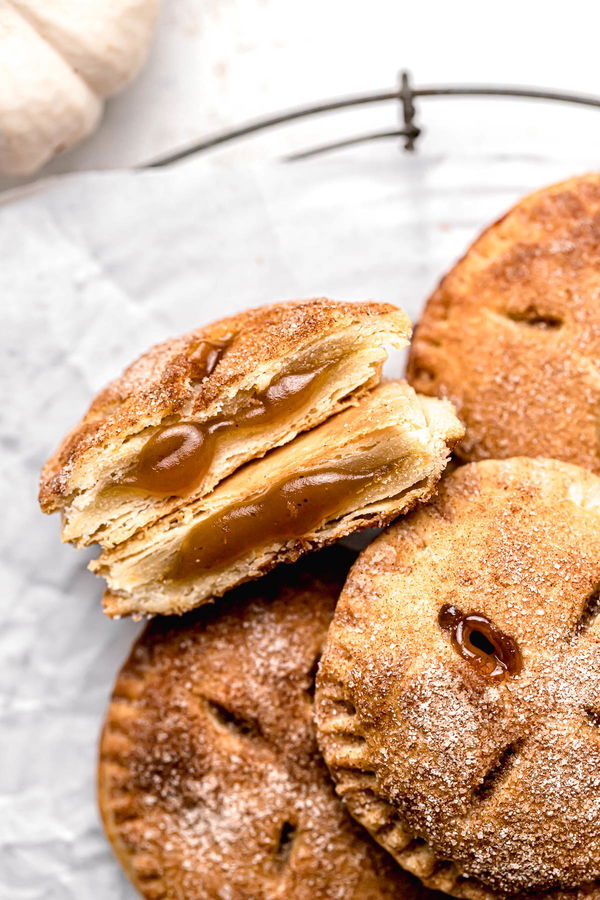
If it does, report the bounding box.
[584,708,600,728]
[204,698,262,740]
[504,308,563,330]
[572,585,600,640]
[472,740,523,804]
[274,821,297,868]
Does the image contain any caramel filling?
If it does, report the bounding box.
[188,334,234,381]
[439,604,522,680]
[170,454,396,580]
[121,355,344,498]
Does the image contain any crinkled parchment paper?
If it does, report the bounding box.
[1,148,596,898]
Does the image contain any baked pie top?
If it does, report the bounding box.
[39,298,409,547]
[316,458,600,900]
[98,550,437,900]
[407,174,600,474]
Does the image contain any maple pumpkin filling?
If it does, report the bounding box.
[120,352,348,498]
[169,447,401,580]
[439,604,522,679]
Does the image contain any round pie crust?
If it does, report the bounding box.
[98,549,436,900]
[407,174,600,474]
[316,458,600,900]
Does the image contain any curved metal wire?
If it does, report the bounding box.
[285,129,418,161]
[144,89,400,167]
[416,85,600,107]
[143,72,600,167]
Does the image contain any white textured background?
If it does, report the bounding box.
[3,1,600,897]
[1,0,600,187]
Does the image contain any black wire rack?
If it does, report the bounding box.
[144,70,600,168]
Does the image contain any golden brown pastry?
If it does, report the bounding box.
[40,299,410,548]
[316,458,600,900]
[94,380,463,617]
[98,550,439,900]
[407,174,600,473]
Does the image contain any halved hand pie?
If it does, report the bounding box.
[40,298,410,548]
[94,380,463,617]
[316,457,600,900]
[98,551,436,900]
[407,174,600,473]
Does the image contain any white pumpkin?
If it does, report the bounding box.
[0,0,160,176]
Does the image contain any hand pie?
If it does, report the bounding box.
[316,458,600,899]
[40,299,410,548]
[98,550,436,900]
[407,174,600,473]
[93,380,463,617]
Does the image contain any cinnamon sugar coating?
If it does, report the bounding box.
[407,174,600,473]
[40,298,409,518]
[315,458,600,900]
[98,550,438,900]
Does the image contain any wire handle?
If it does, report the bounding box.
[145,71,600,167]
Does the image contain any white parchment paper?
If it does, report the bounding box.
[2,148,597,898]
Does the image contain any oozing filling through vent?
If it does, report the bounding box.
[121,353,347,497]
[188,335,234,381]
[170,444,402,580]
[439,604,522,680]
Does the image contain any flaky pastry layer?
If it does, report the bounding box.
[94,381,463,617]
[40,299,410,547]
